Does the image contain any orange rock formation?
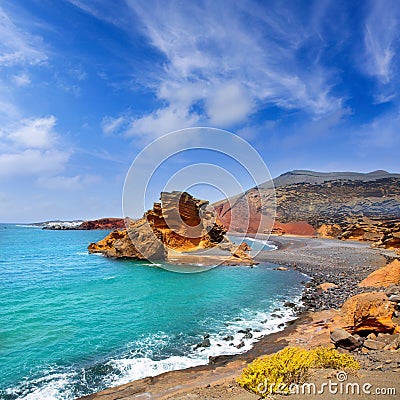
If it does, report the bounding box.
[89,191,253,264]
[336,292,397,334]
[358,260,400,288]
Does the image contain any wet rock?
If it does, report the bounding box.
[208,354,234,364]
[284,301,296,308]
[236,341,245,349]
[238,328,251,334]
[223,335,234,341]
[194,338,211,349]
[243,332,253,339]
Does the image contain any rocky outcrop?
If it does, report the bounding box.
[145,192,226,252]
[78,218,125,230]
[336,292,397,334]
[88,222,165,260]
[214,171,400,250]
[317,224,342,238]
[330,285,400,352]
[88,191,253,264]
[359,260,400,288]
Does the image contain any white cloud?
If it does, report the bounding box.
[130,0,343,112]
[0,149,69,177]
[74,0,346,138]
[357,109,400,149]
[13,72,31,86]
[8,116,57,149]
[205,83,255,126]
[126,106,199,140]
[0,115,71,179]
[363,0,399,84]
[0,6,47,67]
[37,174,101,190]
[102,115,127,135]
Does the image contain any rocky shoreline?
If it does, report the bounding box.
[257,235,396,311]
[80,235,400,399]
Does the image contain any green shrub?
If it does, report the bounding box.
[237,347,360,397]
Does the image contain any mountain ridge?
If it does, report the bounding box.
[265,169,400,188]
[214,170,400,251]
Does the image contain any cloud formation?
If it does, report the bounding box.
[0,116,70,177]
[0,6,47,67]
[125,0,344,136]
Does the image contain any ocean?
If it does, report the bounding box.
[0,225,306,399]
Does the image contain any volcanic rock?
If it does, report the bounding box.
[318,282,338,291]
[79,218,125,230]
[330,328,361,350]
[363,339,386,350]
[88,191,253,264]
[337,292,397,334]
[317,224,342,238]
[385,285,400,297]
[359,260,400,288]
[214,170,400,250]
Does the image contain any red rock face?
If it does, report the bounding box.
[214,177,400,244]
[272,221,316,236]
[79,218,126,230]
[214,188,275,234]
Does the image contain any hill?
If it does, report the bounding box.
[214,170,400,250]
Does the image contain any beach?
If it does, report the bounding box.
[80,235,400,399]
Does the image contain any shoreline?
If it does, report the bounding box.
[80,236,400,399]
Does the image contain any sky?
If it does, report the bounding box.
[0,0,399,222]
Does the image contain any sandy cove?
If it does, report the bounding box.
[79,236,400,400]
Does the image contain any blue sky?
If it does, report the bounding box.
[0,0,399,222]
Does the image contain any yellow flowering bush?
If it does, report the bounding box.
[237,347,360,397]
[312,347,360,370]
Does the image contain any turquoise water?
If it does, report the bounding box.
[0,225,306,399]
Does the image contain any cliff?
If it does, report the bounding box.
[78,218,125,230]
[214,170,400,250]
[88,191,253,264]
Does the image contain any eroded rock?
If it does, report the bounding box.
[330,328,361,350]
[88,191,254,264]
[337,292,397,334]
[359,260,400,288]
